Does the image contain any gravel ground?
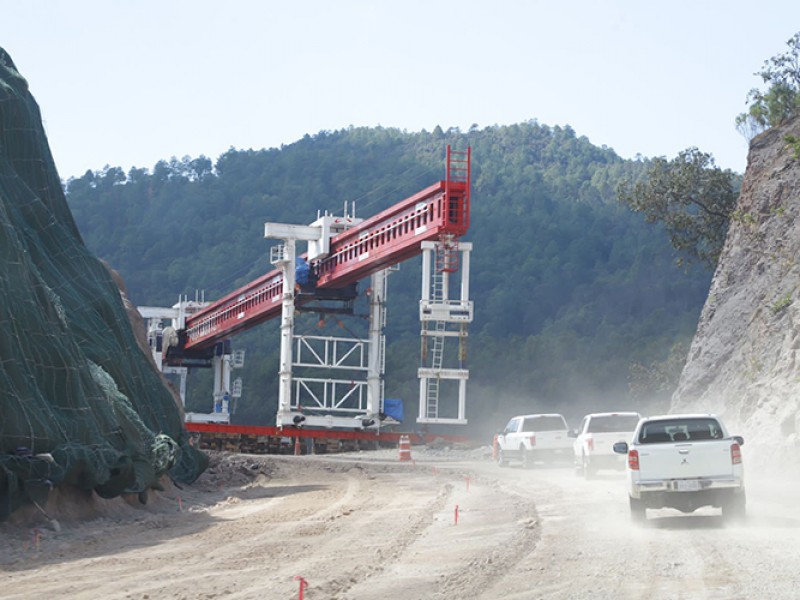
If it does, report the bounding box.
[1,447,799,599]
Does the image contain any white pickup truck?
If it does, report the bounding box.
[573,411,641,478]
[613,414,746,521]
[496,413,573,468]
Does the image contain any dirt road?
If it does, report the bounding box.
[1,449,799,599]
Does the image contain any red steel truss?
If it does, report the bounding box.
[314,176,468,288]
[183,268,285,350]
[183,147,470,351]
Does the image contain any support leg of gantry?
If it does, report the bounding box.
[277,239,296,425]
[417,241,473,425]
[263,223,322,428]
[366,269,388,427]
[211,342,232,422]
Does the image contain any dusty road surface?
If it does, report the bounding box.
[1,447,799,599]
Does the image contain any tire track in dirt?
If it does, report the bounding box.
[279,473,455,599]
[432,478,541,600]
[330,467,542,600]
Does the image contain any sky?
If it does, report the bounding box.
[2,1,800,180]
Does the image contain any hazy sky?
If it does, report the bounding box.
[3,1,799,180]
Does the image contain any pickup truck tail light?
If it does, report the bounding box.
[730,442,742,465]
[628,449,640,470]
[528,435,536,447]
[587,436,594,452]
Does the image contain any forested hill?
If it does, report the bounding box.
[65,122,713,436]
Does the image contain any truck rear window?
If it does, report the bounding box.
[638,418,724,444]
[521,416,567,432]
[586,415,640,433]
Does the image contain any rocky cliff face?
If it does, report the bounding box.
[672,115,800,470]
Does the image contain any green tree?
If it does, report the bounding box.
[736,32,800,140]
[617,148,739,269]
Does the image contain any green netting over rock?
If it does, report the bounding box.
[0,48,207,521]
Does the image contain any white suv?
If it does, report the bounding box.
[496,413,573,468]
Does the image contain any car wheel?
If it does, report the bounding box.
[629,496,646,522]
[521,447,533,470]
[497,448,508,468]
[722,490,746,522]
[581,455,597,479]
[581,454,594,479]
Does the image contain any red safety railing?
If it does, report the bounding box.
[315,177,468,288]
[184,268,285,349]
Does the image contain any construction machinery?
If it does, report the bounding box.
[139,146,474,446]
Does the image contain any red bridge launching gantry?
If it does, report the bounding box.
[181,148,469,351]
[146,146,473,429]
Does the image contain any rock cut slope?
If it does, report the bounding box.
[673,115,800,469]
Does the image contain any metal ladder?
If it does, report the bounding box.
[436,233,460,273]
[424,269,447,419]
[444,147,471,231]
[446,147,470,186]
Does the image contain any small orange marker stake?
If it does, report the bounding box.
[178,496,183,512]
[294,575,308,600]
[454,504,459,526]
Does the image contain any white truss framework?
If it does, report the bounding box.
[292,335,370,416]
[294,335,369,371]
[294,377,367,413]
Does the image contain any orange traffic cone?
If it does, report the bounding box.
[398,435,412,461]
[294,436,301,456]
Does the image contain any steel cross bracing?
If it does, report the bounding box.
[180,147,470,352]
[291,334,370,417]
[286,268,390,427]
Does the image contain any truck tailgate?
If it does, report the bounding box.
[591,432,634,455]
[535,431,571,450]
[638,442,735,480]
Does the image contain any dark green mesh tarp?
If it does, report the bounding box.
[0,48,207,521]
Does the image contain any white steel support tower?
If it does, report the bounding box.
[288,268,388,429]
[211,349,232,415]
[365,268,388,424]
[264,223,322,428]
[266,215,384,429]
[418,239,473,424]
